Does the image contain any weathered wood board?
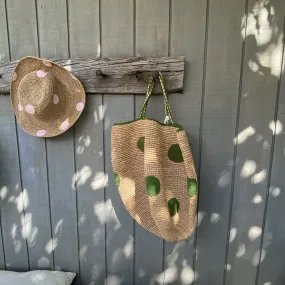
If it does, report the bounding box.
[0,57,184,94]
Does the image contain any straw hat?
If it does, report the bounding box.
[10,56,86,137]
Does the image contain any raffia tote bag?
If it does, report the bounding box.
[111,72,198,241]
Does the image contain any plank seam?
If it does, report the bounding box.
[34,0,40,57]
[15,123,30,270]
[192,0,210,281]
[4,0,11,60]
[162,2,172,283]
[66,0,71,58]
[44,138,55,270]
[98,0,107,281]
[254,12,285,285]
[133,1,136,284]
[222,0,249,283]
[1,0,10,269]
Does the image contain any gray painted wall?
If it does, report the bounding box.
[0,0,285,284]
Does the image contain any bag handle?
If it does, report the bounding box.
[139,72,174,124]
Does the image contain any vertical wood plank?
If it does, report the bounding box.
[39,0,80,280]
[2,0,39,270]
[163,1,207,284]
[0,99,29,270]
[6,0,38,58]
[101,1,134,284]
[225,1,285,284]
[0,0,10,270]
[135,1,168,284]
[257,44,285,285]
[10,0,55,270]
[68,0,100,58]
[16,126,53,270]
[195,0,246,284]
[135,0,169,122]
[69,1,104,284]
[37,0,68,59]
[0,0,9,61]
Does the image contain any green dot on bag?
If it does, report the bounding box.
[145,176,160,196]
[114,173,120,187]
[168,198,180,217]
[187,177,198,197]
[168,144,184,162]
[137,136,145,152]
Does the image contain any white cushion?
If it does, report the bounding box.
[0,270,76,285]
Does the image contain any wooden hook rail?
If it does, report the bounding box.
[0,56,185,95]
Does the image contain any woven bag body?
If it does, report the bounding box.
[111,73,198,241]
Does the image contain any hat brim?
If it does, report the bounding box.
[10,56,86,137]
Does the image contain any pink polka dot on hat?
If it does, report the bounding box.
[10,56,86,137]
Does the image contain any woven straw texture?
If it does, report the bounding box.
[10,56,85,137]
[111,119,198,241]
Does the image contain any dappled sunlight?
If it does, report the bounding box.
[105,274,122,285]
[269,186,281,197]
[91,172,108,191]
[11,223,22,253]
[77,135,91,155]
[79,245,88,261]
[72,165,92,189]
[248,226,262,241]
[78,213,86,226]
[122,237,133,259]
[251,169,267,184]
[45,238,58,254]
[97,43,101,58]
[252,249,266,266]
[94,199,121,230]
[37,256,50,268]
[234,126,256,145]
[8,188,29,213]
[22,212,38,246]
[218,170,231,187]
[92,228,104,247]
[241,0,285,77]
[180,261,195,285]
[94,104,106,124]
[210,213,221,224]
[241,160,257,178]
[229,228,237,243]
[269,120,283,135]
[156,266,177,285]
[225,263,232,271]
[63,59,72,72]
[197,211,206,227]
[0,186,8,200]
[236,243,246,258]
[251,193,263,203]
[45,218,63,254]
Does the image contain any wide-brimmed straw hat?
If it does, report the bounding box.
[10,56,86,137]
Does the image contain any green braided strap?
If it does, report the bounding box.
[139,72,174,124]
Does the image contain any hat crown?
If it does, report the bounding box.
[18,70,56,118]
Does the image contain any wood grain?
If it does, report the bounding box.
[0,56,184,94]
